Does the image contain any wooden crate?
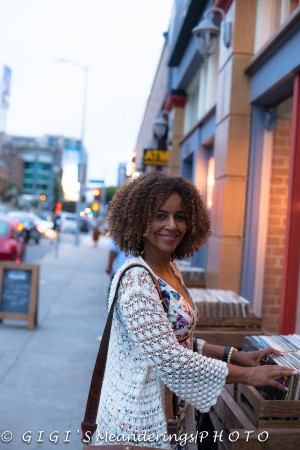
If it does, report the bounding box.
[237,384,300,428]
[211,387,300,450]
[194,315,263,348]
[211,387,265,449]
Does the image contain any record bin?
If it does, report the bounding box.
[191,288,263,347]
[236,383,300,429]
[210,387,300,450]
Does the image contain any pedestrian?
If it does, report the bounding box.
[105,238,126,299]
[105,239,127,279]
[92,218,101,247]
[94,172,298,448]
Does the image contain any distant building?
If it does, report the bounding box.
[0,65,11,133]
[117,162,128,186]
[0,133,87,208]
[61,137,88,201]
[0,65,12,195]
[0,134,62,209]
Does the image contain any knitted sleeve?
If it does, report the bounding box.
[118,267,228,413]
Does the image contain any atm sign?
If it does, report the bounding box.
[143,149,168,167]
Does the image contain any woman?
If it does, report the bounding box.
[96,172,298,448]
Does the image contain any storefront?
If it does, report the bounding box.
[241,7,300,333]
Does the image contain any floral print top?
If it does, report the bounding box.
[157,277,199,349]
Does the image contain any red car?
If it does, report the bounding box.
[0,216,26,263]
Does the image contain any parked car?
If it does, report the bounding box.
[6,214,40,244]
[0,216,26,263]
[8,211,53,236]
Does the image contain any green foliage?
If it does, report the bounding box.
[105,186,118,204]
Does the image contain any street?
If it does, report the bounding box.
[0,233,111,450]
[23,232,84,264]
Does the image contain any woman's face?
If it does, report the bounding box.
[144,192,187,258]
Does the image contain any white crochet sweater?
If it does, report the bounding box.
[96,256,228,447]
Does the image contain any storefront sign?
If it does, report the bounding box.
[143,148,168,167]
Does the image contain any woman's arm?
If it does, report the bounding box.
[202,342,288,367]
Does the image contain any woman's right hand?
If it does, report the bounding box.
[226,363,299,390]
[243,365,299,391]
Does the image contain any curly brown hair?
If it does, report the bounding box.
[108,172,211,259]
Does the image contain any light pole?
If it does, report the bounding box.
[56,59,88,246]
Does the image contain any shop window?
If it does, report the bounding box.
[198,44,219,119]
[183,71,200,134]
[254,0,300,52]
[206,157,215,210]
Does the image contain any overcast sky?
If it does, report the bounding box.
[0,0,173,186]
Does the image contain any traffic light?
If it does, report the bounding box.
[54,202,62,214]
[91,202,100,212]
[93,188,101,200]
[40,194,47,202]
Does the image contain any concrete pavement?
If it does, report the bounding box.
[0,233,111,449]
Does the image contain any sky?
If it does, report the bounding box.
[0,0,173,186]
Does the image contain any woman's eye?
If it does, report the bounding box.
[176,214,186,222]
[155,213,166,220]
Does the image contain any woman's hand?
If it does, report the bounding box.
[231,347,285,367]
[242,365,299,391]
[226,362,299,389]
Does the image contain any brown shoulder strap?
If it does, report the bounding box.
[81,263,168,444]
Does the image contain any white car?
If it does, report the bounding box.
[8,211,54,235]
[60,213,77,234]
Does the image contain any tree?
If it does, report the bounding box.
[105,186,118,204]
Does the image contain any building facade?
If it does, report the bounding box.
[135,0,300,334]
[0,135,62,209]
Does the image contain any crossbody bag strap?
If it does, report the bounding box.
[81,263,171,444]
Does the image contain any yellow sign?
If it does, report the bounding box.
[143,149,168,167]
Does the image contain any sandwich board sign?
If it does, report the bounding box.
[0,262,39,330]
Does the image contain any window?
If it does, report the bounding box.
[39,174,49,180]
[37,184,48,190]
[198,44,219,118]
[24,162,34,169]
[206,157,215,210]
[183,71,200,134]
[37,163,51,171]
[0,221,9,236]
[255,0,300,52]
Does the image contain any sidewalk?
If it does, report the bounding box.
[0,234,110,449]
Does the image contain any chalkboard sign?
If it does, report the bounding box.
[0,263,39,329]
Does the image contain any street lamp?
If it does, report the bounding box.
[192,7,231,59]
[56,59,88,246]
[153,110,169,151]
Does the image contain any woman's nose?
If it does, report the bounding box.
[165,215,177,229]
